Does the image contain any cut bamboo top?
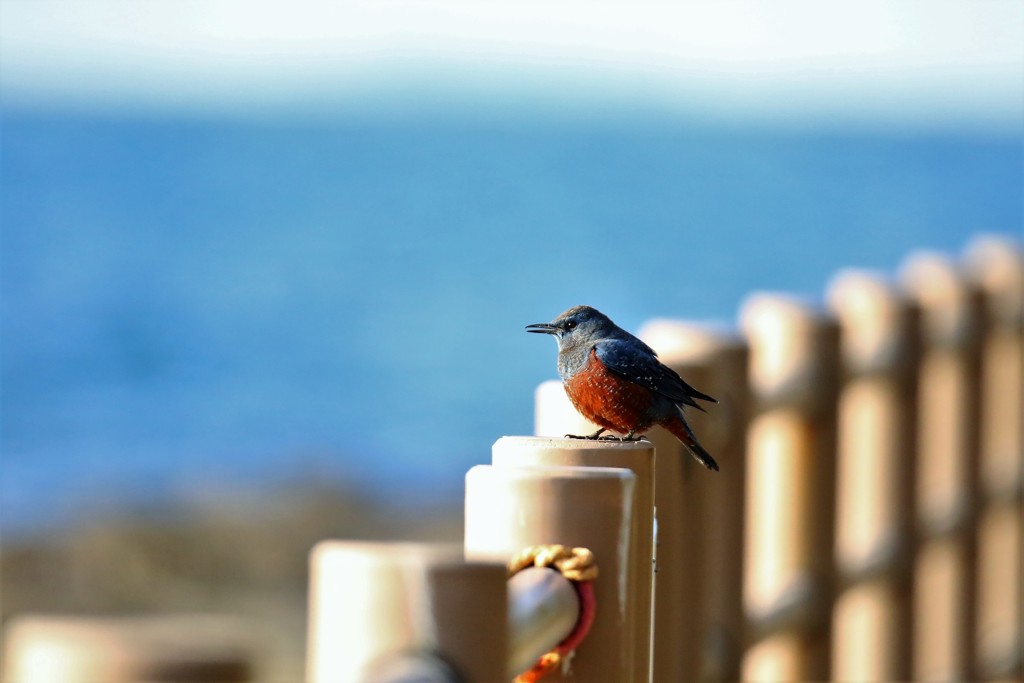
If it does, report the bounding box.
[828,269,916,376]
[635,320,743,366]
[900,252,978,347]
[964,235,1023,325]
[739,293,840,412]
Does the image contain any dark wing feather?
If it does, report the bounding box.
[595,339,717,410]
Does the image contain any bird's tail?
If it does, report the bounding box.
[663,414,719,472]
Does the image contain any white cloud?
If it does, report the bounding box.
[2,1,1021,128]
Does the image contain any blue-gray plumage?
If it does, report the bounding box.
[527,305,719,471]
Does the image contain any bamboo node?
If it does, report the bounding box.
[508,545,598,683]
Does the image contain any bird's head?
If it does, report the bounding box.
[526,305,618,351]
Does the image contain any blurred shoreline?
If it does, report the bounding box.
[0,479,463,680]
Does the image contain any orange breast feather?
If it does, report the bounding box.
[564,348,656,434]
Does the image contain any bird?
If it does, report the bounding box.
[527,305,719,471]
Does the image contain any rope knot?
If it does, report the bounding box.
[507,544,598,582]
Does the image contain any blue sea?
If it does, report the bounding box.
[2,105,1021,533]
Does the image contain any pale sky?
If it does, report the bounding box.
[2,1,1022,129]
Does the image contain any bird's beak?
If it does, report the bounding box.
[525,322,558,335]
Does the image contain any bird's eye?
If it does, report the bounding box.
[565,320,577,330]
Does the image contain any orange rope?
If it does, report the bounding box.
[508,545,598,683]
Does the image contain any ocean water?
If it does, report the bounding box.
[1,106,1021,532]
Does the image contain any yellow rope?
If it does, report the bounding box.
[507,544,598,582]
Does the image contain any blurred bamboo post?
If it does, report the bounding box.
[827,271,921,682]
[964,236,1023,681]
[305,541,507,683]
[901,252,984,682]
[637,320,749,683]
[534,379,601,439]
[489,436,655,682]
[739,294,840,683]
[1,614,254,683]
[465,458,639,681]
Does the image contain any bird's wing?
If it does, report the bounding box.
[595,339,717,410]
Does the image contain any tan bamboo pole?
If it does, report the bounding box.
[901,252,984,682]
[465,461,638,681]
[1,614,254,683]
[738,294,840,683]
[306,541,507,683]
[638,320,749,683]
[964,235,1023,681]
[827,271,921,682]
[489,436,655,682]
[534,379,601,439]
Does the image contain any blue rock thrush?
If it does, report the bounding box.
[527,305,719,471]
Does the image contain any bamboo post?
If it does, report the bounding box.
[465,457,640,682]
[534,379,601,439]
[739,294,840,683]
[901,252,983,682]
[490,436,655,682]
[827,271,921,682]
[1,614,254,683]
[965,236,1023,681]
[638,320,749,683]
[306,542,507,683]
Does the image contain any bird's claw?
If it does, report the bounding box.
[564,433,647,442]
[618,432,652,442]
[563,429,648,442]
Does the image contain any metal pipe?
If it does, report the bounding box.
[363,653,462,683]
[506,566,580,676]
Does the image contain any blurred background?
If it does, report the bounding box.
[1,1,1021,678]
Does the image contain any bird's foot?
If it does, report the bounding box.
[617,430,646,442]
[596,432,645,442]
[565,430,647,442]
[565,427,608,440]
